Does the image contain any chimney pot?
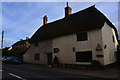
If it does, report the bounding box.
[43,15,47,25]
[67,2,68,7]
[65,2,72,17]
[26,37,29,40]
[20,39,23,41]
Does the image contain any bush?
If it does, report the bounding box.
[53,56,59,64]
[91,60,101,68]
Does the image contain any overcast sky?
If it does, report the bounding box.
[0,2,118,48]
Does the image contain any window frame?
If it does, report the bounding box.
[76,32,88,41]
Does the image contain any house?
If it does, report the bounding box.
[23,4,119,67]
[12,37,30,48]
[12,37,30,59]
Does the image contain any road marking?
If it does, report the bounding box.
[0,70,2,72]
[9,73,26,80]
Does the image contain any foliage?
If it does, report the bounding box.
[2,49,15,56]
[91,60,101,68]
[53,56,59,64]
[115,50,120,65]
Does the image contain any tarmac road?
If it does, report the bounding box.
[2,63,116,80]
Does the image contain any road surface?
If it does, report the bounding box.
[2,63,108,80]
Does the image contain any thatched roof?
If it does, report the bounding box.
[30,5,118,43]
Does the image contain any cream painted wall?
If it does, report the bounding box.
[23,40,52,64]
[24,22,118,66]
[52,29,104,65]
[102,22,118,65]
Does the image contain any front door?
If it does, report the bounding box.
[47,53,52,65]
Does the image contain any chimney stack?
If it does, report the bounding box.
[65,2,72,17]
[26,37,29,40]
[20,39,23,41]
[43,15,47,25]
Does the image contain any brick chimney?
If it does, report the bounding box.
[65,2,72,17]
[26,37,29,40]
[43,15,47,25]
[20,39,23,41]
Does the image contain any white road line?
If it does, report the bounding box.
[9,73,26,80]
[0,70,2,72]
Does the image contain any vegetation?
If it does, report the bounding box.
[91,60,101,69]
[2,49,15,57]
[53,56,59,65]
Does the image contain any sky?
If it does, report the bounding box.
[0,1,119,48]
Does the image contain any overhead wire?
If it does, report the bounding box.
[3,1,120,47]
[4,2,63,42]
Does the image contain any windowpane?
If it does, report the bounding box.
[34,53,40,60]
[77,32,88,41]
[76,51,92,62]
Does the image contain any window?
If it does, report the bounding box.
[76,32,88,41]
[34,53,40,60]
[76,51,92,62]
[112,35,115,42]
[34,42,38,47]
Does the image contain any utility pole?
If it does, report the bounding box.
[1,30,4,49]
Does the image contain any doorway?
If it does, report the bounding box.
[47,53,52,65]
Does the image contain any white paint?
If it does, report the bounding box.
[23,40,52,64]
[0,70,2,72]
[23,22,118,66]
[51,22,118,66]
[9,73,26,80]
[102,22,118,65]
[52,29,104,65]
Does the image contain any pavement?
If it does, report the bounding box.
[48,67,120,78]
[14,63,120,79]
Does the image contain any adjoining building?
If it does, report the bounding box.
[12,37,30,60]
[23,4,119,67]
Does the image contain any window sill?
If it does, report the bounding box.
[76,62,91,65]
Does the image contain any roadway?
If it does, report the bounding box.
[2,63,109,80]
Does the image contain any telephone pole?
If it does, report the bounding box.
[1,30,4,49]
